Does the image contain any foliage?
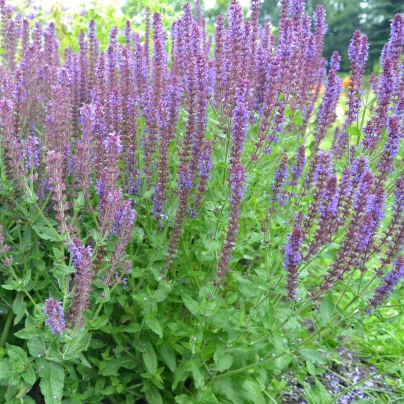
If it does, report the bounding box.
[0,0,403,403]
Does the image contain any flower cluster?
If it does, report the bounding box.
[44,297,66,337]
[0,0,404,374]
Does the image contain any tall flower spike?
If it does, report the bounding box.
[78,29,89,105]
[44,297,66,337]
[335,31,368,156]
[366,257,404,313]
[362,55,394,150]
[315,51,342,146]
[144,12,167,176]
[271,152,289,206]
[153,79,182,218]
[380,177,404,265]
[305,176,339,260]
[230,82,250,170]
[291,144,306,188]
[24,135,42,182]
[103,199,137,286]
[88,19,99,99]
[317,171,374,296]
[216,163,246,286]
[213,14,227,105]
[69,237,93,327]
[144,7,151,74]
[47,151,70,241]
[72,105,95,196]
[284,225,303,300]
[96,132,122,199]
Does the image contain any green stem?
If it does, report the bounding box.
[0,310,13,347]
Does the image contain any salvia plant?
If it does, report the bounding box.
[0,0,403,402]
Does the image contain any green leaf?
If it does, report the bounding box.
[22,364,36,385]
[38,360,65,404]
[159,344,176,372]
[319,293,335,326]
[100,323,141,334]
[306,360,316,376]
[214,354,233,372]
[27,337,44,358]
[155,282,173,302]
[241,379,266,404]
[196,390,220,403]
[88,315,109,330]
[181,292,200,318]
[6,344,27,366]
[12,294,27,326]
[21,270,31,285]
[145,318,163,338]
[145,386,163,404]
[213,347,233,372]
[299,348,327,364]
[51,263,75,277]
[189,361,204,389]
[303,379,332,404]
[175,394,196,404]
[52,247,65,261]
[32,225,61,242]
[0,360,17,380]
[63,331,91,360]
[142,341,157,375]
[99,358,135,376]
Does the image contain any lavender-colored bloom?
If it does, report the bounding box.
[306,176,339,260]
[380,177,404,265]
[362,55,394,149]
[45,68,72,154]
[69,237,93,326]
[315,51,342,146]
[72,105,95,195]
[24,135,41,169]
[302,152,332,234]
[47,151,69,239]
[385,14,404,79]
[354,186,385,261]
[44,297,66,336]
[96,132,122,200]
[230,82,250,170]
[385,116,401,157]
[216,163,246,285]
[44,22,60,66]
[335,31,368,156]
[193,140,213,212]
[153,81,181,217]
[291,145,306,187]
[213,14,227,104]
[366,256,404,312]
[104,199,137,286]
[144,7,151,74]
[78,29,89,105]
[284,225,303,300]
[271,152,288,206]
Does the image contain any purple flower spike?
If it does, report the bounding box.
[284,225,303,300]
[366,256,404,312]
[44,297,66,337]
[69,237,93,327]
[216,163,246,286]
[291,145,306,187]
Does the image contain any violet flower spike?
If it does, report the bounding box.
[69,237,93,326]
[366,257,404,312]
[284,225,303,301]
[44,297,66,337]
